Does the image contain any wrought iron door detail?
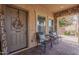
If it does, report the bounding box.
[12,17,23,32]
[12,10,23,32]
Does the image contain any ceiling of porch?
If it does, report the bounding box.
[14,4,78,13]
[41,4,78,13]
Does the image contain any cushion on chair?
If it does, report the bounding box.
[39,34,45,42]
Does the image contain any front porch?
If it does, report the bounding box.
[0,4,79,55]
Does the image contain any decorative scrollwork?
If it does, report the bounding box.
[12,17,23,32]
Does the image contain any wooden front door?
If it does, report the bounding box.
[4,6,28,53]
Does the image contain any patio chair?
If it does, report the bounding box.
[49,31,59,45]
[36,32,47,54]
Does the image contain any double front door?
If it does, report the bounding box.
[4,6,28,53]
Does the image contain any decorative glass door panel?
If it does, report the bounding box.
[48,20,54,33]
[37,16,46,33]
[36,15,46,42]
